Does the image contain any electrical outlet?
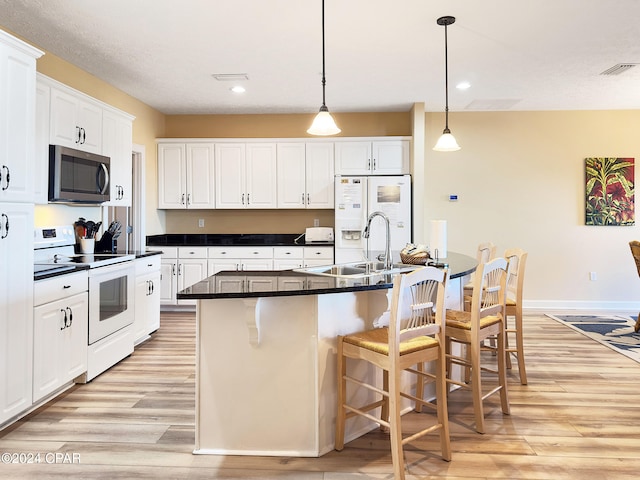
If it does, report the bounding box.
[589,271,597,281]
[198,219,205,228]
[314,218,320,227]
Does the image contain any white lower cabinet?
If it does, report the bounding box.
[208,246,274,274]
[273,246,334,270]
[273,247,304,270]
[133,256,161,344]
[147,247,208,306]
[33,271,88,403]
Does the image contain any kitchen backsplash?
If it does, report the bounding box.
[163,209,335,234]
[35,204,102,228]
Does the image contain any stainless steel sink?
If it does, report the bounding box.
[294,261,423,278]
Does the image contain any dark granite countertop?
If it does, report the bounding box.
[146,233,333,248]
[178,252,477,300]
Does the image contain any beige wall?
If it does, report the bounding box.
[164,112,411,138]
[423,109,640,310]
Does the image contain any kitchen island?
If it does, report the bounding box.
[178,253,476,457]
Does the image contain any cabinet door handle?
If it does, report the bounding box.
[60,309,67,330]
[372,158,376,170]
[301,193,305,205]
[1,165,9,191]
[150,280,154,295]
[241,193,245,205]
[81,127,86,144]
[187,193,191,205]
[75,126,81,144]
[1,213,8,239]
[247,193,250,205]
[367,158,371,170]
[66,307,73,328]
[171,264,176,276]
[181,194,185,205]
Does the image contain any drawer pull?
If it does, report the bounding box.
[63,285,71,289]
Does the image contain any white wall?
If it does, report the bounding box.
[422,109,640,311]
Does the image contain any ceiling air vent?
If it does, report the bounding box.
[600,64,638,75]
[212,73,249,81]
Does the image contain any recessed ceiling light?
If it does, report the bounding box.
[230,86,246,94]
[456,81,471,90]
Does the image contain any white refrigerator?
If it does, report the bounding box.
[334,175,412,264]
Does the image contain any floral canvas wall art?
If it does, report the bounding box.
[585,157,634,226]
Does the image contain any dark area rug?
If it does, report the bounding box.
[546,314,640,364]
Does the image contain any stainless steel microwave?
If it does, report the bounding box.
[48,145,110,204]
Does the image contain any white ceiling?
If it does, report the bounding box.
[1,0,640,115]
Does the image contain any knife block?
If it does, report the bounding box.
[96,231,117,253]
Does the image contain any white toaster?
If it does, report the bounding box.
[305,227,334,243]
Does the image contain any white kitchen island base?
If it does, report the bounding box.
[193,274,465,457]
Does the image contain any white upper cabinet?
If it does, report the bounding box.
[157,143,215,209]
[158,143,187,209]
[335,139,409,175]
[215,143,277,209]
[276,143,306,209]
[187,144,216,208]
[49,86,103,154]
[246,143,277,208]
[277,142,334,209]
[103,108,134,206]
[305,142,335,208]
[0,31,42,204]
[215,143,245,208]
[37,74,135,205]
[34,80,50,204]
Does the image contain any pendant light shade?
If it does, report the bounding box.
[433,16,460,152]
[308,0,341,136]
[433,130,460,151]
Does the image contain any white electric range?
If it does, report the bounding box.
[34,225,136,381]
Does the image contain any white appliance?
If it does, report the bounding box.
[34,225,135,381]
[305,227,334,243]
[334,175,412,264]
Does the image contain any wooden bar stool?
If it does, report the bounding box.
[503,248,528,384]
[335,266,451,479]
[445,257,510,434]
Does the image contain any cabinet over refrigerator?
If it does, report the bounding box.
[334,175,412,264]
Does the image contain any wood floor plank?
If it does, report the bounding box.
[2,311,640,479]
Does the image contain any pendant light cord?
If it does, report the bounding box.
[443,20,450,132]
[321,0,327,108]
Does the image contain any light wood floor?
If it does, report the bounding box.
[2,311,640,479]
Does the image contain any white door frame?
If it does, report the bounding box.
[131,143,146,252]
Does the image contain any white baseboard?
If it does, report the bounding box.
[524,300,638,315]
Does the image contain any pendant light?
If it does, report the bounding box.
[307,0,341,136]
[433,15,460,151]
